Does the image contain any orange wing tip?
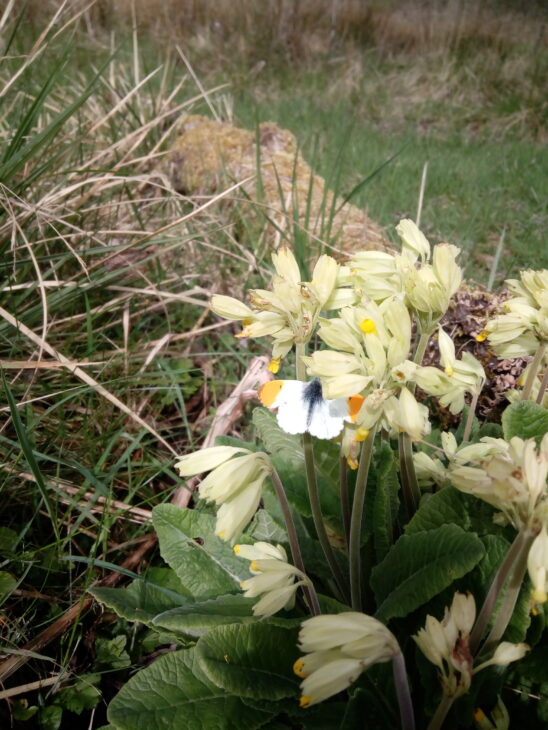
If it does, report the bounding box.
[259,380,285,408]
[347,394,364,423]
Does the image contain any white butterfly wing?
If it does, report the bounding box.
[274,381,309,435]
[307,397,347,439]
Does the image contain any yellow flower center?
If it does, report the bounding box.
[475,330,488,342]
[347,457,359,470]
[355,427,370,442]
[299,696,312,709]
[250,560,258,572]
[360,318,377,335]
[444,365,454,377]
[473,708,486,723]
[293,659,307,678]
[233,545,241,554]
[268,357,281,374]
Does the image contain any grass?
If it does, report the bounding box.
[0,1,546,727]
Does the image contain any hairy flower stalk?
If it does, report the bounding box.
[349,424,378,611]
[296,343,348,602]
[270,468,321,616]
[294,612,413,728]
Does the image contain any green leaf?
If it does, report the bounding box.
[196,622,300,701]
[405,486,499,537]
[107,648,271,730]
[38,704,63,730]
[153,505,248,598]
[153,594,258,638]
[94,636,131,671]
[90,567,191,625]
[0,527,18,554]
[0,571,16,601]
[249,509,287,543]
[252,409,302,464]
[502,400,548,442]
[371,443,400,560]
[57,676,101,714]
[371,524,485,621]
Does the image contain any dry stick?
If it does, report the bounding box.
[170,355,273,508]
[271,470,321,616]
[415,161,429,229]
[0,676,62,701]
[0,534,157,684]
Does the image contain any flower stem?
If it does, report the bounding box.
[522,343,546,401]
[340,456,351,550]
[349,425,378,610]
[462,389,480,443]
[399,432,420,519]
[536,363,548,405]
[469,528,532,655]
[482,528,535,653]
[296,343,348,602]
[427,693,455,730]
[271,468,321,616]
[398,331,431,518]
[392,651,416,730]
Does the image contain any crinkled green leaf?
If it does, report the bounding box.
[502,400,548,443]
[249,509,287,543]
[252,408,302,464]
[90,567,191,625]
[153,505,247,598]
[406,486,500,537]
[153,594,258,637]
[107,647,271,730]
[196,622,300,701]
[371,443,400,560]
[372,524,485,621]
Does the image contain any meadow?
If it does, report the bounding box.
[0,1,547,728]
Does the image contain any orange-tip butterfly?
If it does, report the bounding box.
[259,378,363,440]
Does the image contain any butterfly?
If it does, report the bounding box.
[259,378,363,440]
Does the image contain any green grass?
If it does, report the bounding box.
[0,3,546,727]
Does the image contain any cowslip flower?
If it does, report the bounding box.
[211,247,355,367]
[414,593,527,698]
[527,523,548,611]
[234,542,310,617]
[405,327,486,415]
[483,269,548,357]
[293,612,400,707]
[448,434,548,530]
[305,297,431,445]
[175,446,272,542]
